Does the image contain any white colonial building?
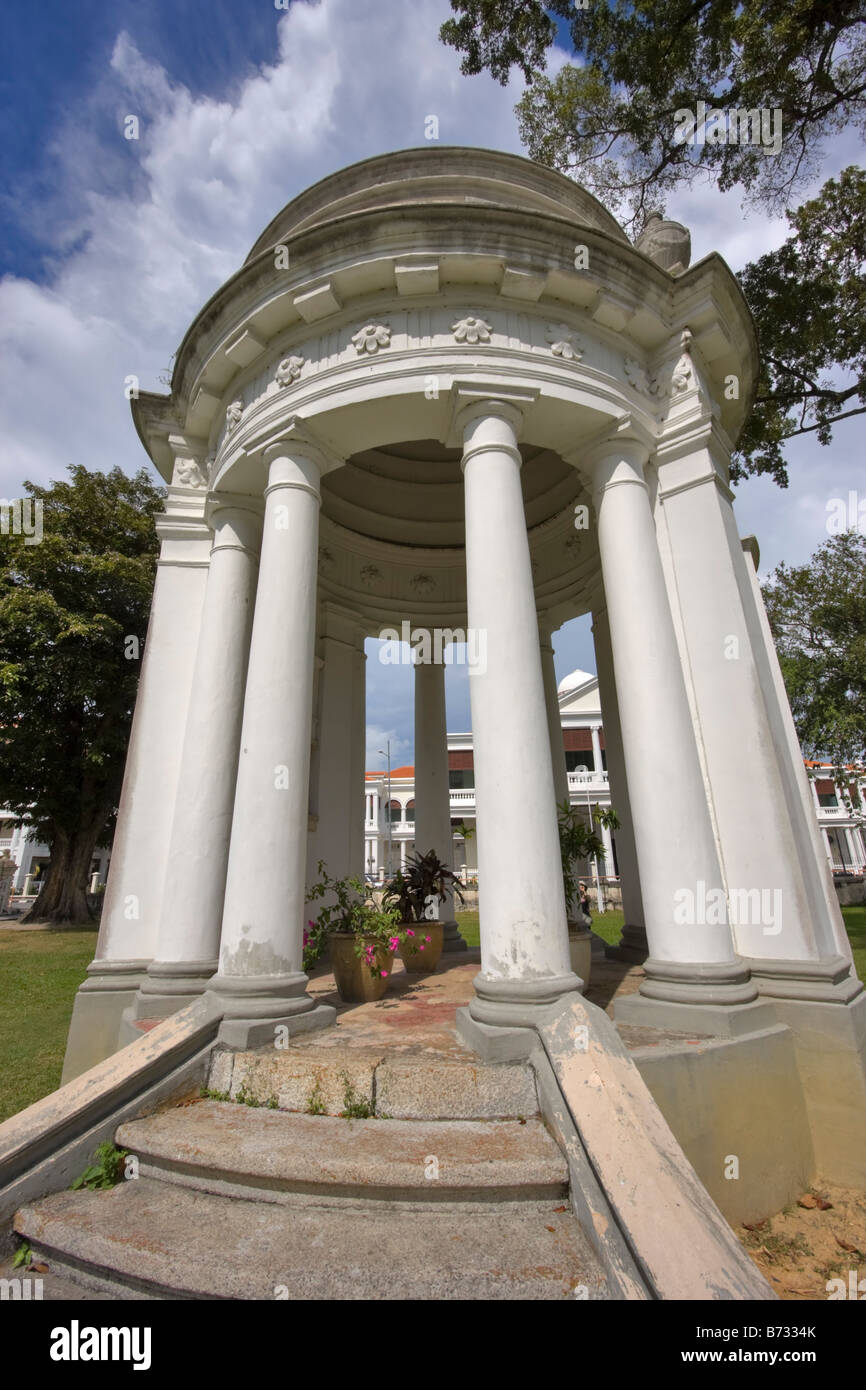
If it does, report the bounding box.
[361,668,866,886]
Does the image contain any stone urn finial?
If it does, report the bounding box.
[635,212,691,274]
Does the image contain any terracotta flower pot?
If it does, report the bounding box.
[328,932,394,1002]
[398,920,444,973]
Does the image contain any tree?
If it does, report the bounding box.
[441,1,866,222]
[0,466,164,924]
[735,167,866,485]
[440,2,866,484]
[761,530,866,767]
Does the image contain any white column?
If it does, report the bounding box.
[350,635,367,879]
[209,439,337,1042]
[308,609,365,884]
[139,503,261,1012]
[600,822,614,879]
[414,647,465,949]
[63,479,211,1080]
[459,399,579,1029]
[592,606,647,960]
[590,724,603,778]
[586,430,756,1027]
[400,839,408,870]
[539,627,569,808]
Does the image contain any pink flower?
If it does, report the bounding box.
[424,935,431,943]
[419,945,425,951]
[388,937,400,950]
[406,929,415,937]
[381,970,388,977]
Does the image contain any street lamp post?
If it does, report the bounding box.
[378,741,392,878]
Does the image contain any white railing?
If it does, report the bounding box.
[818,806,847,818]
[449,790,476,805]
[0,838,13,850]
[568,770,609,787]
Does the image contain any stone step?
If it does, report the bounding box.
[15,1179,606,1300]
[210,1045,539,1120]
[115,1101,568,1205]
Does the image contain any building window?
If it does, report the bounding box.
[818,793,839,808]
[449,770,475,789]
[405,800,415,824]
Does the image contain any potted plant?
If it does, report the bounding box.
[557,801,620,987]
[307,861,403,1002]
[383,849,464,973]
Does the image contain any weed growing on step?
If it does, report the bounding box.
[199,1086,231,1102]
[12,1241,31,1269]
[200,1083,279,1109]
[339,1071,377,1119]
[70,1142,128,1191]
[306,1079,327,1115]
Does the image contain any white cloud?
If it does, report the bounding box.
[0,0,525,495]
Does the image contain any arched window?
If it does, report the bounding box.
[385,799,401,825]
[405,800,415,824]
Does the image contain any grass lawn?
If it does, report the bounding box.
[0,928,96,1123]
[0,905,864,1124]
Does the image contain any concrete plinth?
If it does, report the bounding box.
[61,962,150,1084]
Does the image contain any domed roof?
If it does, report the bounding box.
[557,668,597,697]
[245,146,629,264]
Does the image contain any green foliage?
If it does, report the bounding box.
[306,1079,326,1115]
[12,1241,31,1269]
[339,1072,376,1119]
[306,861,402,975]
[558,800,620,916]
[382,849,465,923]
[70,1141,128,1191]
[736,168,866,484]
[0,464,164,921]
[441,1,865,222]
[762,531,866,766]
[199,1086,231,1102]
[440,4,866,484]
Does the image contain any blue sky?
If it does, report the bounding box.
[1,0,862,770]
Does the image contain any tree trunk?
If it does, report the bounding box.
[22,815,108,926]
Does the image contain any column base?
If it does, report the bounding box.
[760,988,866,1187]
[743,953,863,1005]
[604,922,649,965]
[614,956,773,1037]
[455,1006,537,1062]
[134,959,219,1020]
[206,970,336,1050]
[441,919,468,952]
[567,922,591,991]
[61,958,151,1083]
[468,969,582,1030]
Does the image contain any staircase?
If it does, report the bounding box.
[12,1047,608,1300]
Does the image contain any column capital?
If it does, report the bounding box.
[445,381,538,449]
[250,415,342,481]
[206,496,264,557]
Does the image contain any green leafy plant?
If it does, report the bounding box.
[12,1241,31,1269]
[383,848,465,925]
[339,1072,376,1119]
[306,1079,327,1115]
[199,1086,231,1102]
[70,1141,128,1191]
[307,861,403,977]
[558,801,620,918]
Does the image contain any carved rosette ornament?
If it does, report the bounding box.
[173,458,207,489]
[276,356,305,387]
[359,564,384,590]
[352,324,391,354]
[409,573,436,596]
[452,314,492,345]
[225,400,244,432]
[546,323,583,361]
